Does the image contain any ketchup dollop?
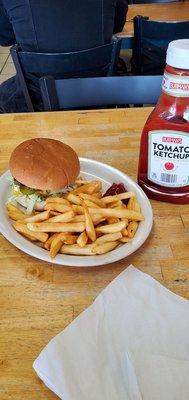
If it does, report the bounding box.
[103,183,126,197]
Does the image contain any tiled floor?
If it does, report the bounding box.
[0,46,15,84]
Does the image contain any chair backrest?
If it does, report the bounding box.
[10,39,121,112]
[132,16,189,74]
[39,75,162,111]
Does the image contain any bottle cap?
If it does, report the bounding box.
[166,39,189,69]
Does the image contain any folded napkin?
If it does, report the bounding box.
[33,266,189,400]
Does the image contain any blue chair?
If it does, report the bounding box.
[132,16,189,74]
[39,75,162,111]
[10,39,122,112]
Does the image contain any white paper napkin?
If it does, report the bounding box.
[33,265,189,400]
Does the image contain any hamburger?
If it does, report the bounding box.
[8,138,80,214]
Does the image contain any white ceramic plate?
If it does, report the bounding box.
[0,158,153,267]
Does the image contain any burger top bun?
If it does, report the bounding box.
[9,138,80,190]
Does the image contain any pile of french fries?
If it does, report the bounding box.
[6,179,144,258]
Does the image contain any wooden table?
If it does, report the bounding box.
[0,108,189,400]
[127,2,189,23]
[117,2,189,47]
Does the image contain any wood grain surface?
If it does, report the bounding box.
[0,108,188,400]
[117,2,189,37]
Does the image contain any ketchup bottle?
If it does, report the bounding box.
[138,39,189,204]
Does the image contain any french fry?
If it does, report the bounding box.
[82,202,96,242]
[127,221,138,238]
[46,233,77,250]
[94,232,122,245]
[13,221,48,242]
[6,203,24,214]
[46,197,70,206]
[92,192,102,199]
[66,193,82,205]
[83,199,100,208]
[44,203,72,213]
[77,231,88,247]
[6,203,27,221]
[93,217,106,226]
[102,191,135,204]
[121,218,129,227]
[127,197,134,210]
[44,233,60,250]
[70,193,102,207]
[127,197,140,212]
[87,181,102,194]
[24,210,50,223]
[96,220,126,234]
[47,210,75,223]
[132,198,141,212]
[60,244,94,255]
[109,200,123,208]
[27,222,85,233]
[119,237,131,243]
[106,217,119,224]
[50,211,61,216]
[70,214,86,223]
[71,214,105,225]
[88,207,144,221]
[92,241,119,254]
[63,235,78,245]
[75,179,88,185]
[21,232,39,241]
[50,233,66,258]
[7,210,27,221]
[121,228,128,236]
[71,180,102,195]
[78,193,106,207]
[72,205,85,214]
